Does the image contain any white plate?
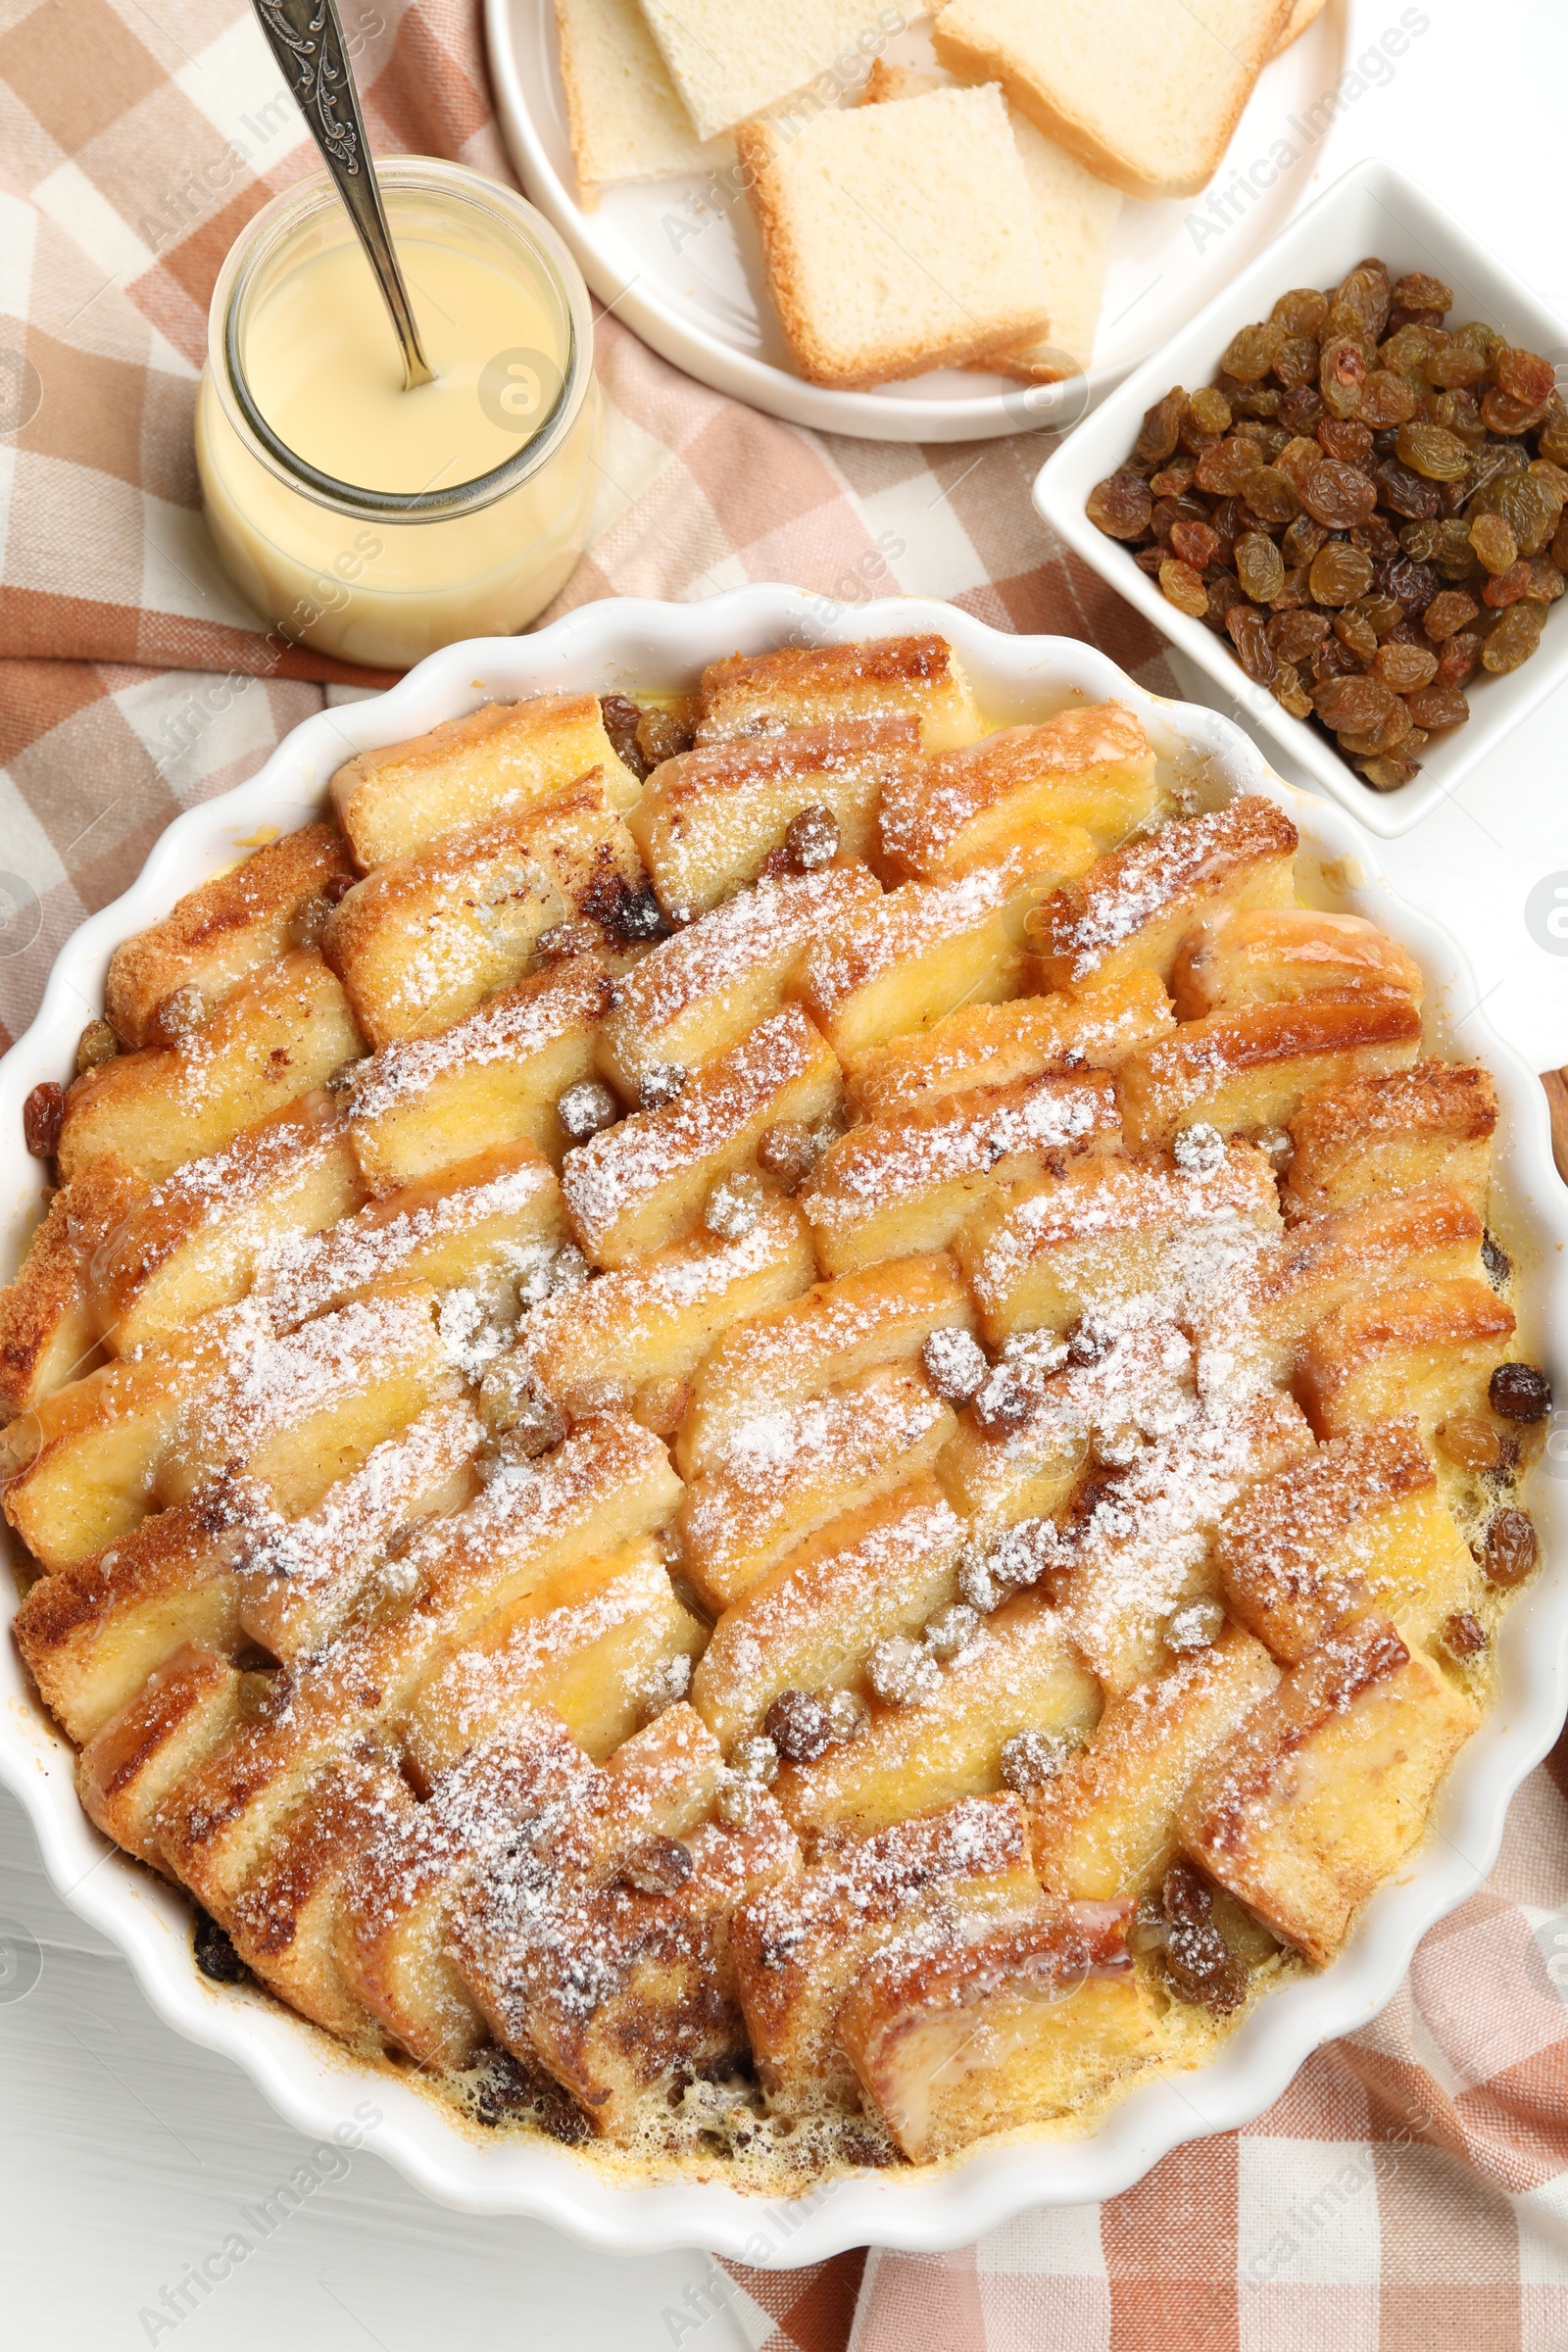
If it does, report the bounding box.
[1,588,1563,2262]
[1034,155,1568,836]
[484,0,1350,441]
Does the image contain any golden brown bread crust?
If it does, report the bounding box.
[1283,1059,1498,1219]
[104,824,354,1050]
[0,1154,145,1415]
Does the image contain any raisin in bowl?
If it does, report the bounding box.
[1035,159,1568,840]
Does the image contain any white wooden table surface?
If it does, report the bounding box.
[5,7,1568,2345]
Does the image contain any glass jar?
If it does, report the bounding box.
[197,157,601,670]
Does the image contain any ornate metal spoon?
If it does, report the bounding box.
[248,0,434,389]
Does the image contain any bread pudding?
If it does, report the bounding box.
[1,631,1549,2184]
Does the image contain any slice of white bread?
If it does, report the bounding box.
[933,0,1294,202]
[737,86,1051,392]
[555,0,734,202]
[861,61,1119,379]
[637,0,881,141]
[1272,0,1327,57]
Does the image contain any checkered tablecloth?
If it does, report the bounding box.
[3,3,1568,2343]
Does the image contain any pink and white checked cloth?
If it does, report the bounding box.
[3,3,1567,2344]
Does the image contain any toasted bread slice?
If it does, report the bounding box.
[344,956,613,1191]
[845,973,1176,1118]
[1180,1614,1479,1966]
[0,1155,145,1415]
[325,779,646,1046]
[800,851,1093,1062]
[76,1645,264,1873]
[1170,907,1423,1021]
[690,1484,967,1748]
[772,1592,1100,1839]
[14,1484,259,1741]
[737,88,1052,391]
[806,1071,1120,1277]
[696,636,984,755]
[1282,1060,1497,1222]
[1217,1418,1479,1664]
[629,718,919,920]
[92,1093,366,1356]
[403,1541,707,1787]
[157,1285,464,1518]
[840,1905,1152,2161]
[933,0,1292,202]
[330,694,640,867]
[731,1793,1035,2110]
[57,952,364,1185]
[1029,1631,1280,1900]
[1116,993,1423,1149]
[956,1139,1279,1345]
[519,1195,814,1418]
[680,1367,957,1615]
[1250,1188,1484,1374]
[562,1004,842,1266]
[1028,798,1298,994]
[1297,1276,1516,1445]
[596,865,881,1098]
[104,824,354,1050]
[235,1399,483,1662]
[879,704,1158,877]
[678,1250,974,1477]
[254,1142,566,1331]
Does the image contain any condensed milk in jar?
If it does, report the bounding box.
[197,157,601,669]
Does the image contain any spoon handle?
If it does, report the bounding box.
[249,0,434,389]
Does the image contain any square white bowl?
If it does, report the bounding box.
[1034,156,1568,839]
[1,589,1564,2261]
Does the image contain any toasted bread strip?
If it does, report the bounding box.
[879,703,1159,876]
[1297,1276,1517,1444]
[731,1793,1034,2110]
[1180,1614,1479,1966]
[773,1592,1100,1840]
[158,1285,464,1517]
[325,778,646,1046]
[679,1250,974,1477]
[956,1138,1278,1345]
[696,636,984,754]
[690,1484,967,1748]
[1170,907,1423,1020]
[845,974,1175,1119]
[1028,1631,1281,1900]
[1282,1059,1497,1221]
[1217,1418,1479,1664]
[344,955,613,1190]
[840,1904,1152,2162]
[403,1541,707,1788]
[58,952,364,1186]
[629,717,920,920]
[596,865,881,1098]
[93,1093,366,1356]
[331,694,640,867]
[800,852,1093,1062]
[1028,798,1298,993]
[105,824,354,1050]
[15,1484,262,1741]
[680,1366,957,1615]
[0,1155,145,1415]
[253,1142,566,1330]
[77,1645,265,1873]
[562,1005,842,1267]
[1250,1188,1484,1373]
[235,1399,484,1662]
[806,1071,1119,1278]
[519,1196,815,1417]
[1116,993,1423,1149]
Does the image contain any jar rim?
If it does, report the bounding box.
[211,157,594,524]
